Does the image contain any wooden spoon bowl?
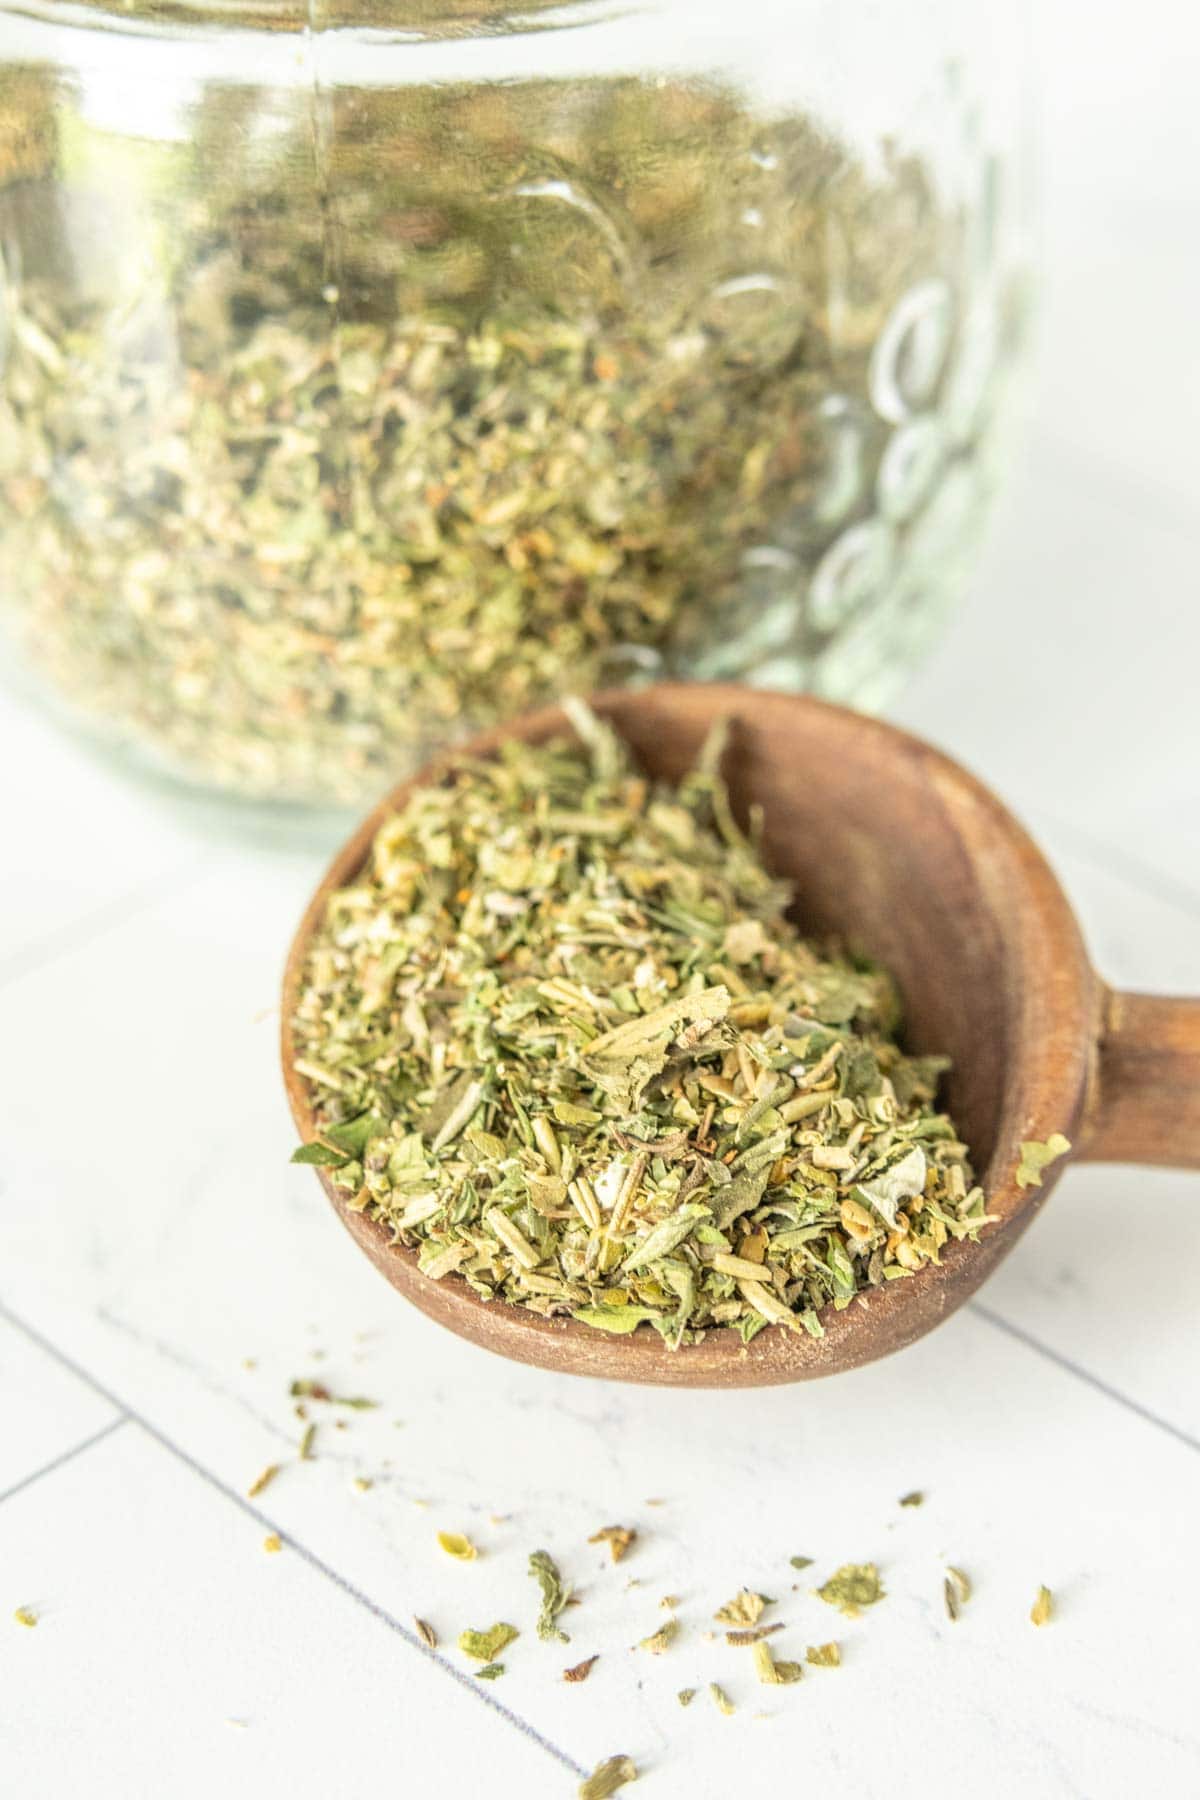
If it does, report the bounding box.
[281,684,1200,1387]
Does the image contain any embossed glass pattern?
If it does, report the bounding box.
[0,1,1030,806]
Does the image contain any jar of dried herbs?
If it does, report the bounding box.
[0,2,1030,806]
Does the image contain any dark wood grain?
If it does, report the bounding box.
[280,683,1190,1387]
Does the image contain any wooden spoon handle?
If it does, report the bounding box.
[1077,989,1200,1168]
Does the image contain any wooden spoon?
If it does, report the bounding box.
[281,684,1200,1387]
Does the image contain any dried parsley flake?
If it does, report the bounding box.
[1015,1135,1071,1189]
[579,1755,637,1800]
[529,1550,572,1643]
[1030,1585,1055,1627]
[458,1623,519,1662]
[816,1564,885,1618]
[437,1531,478,1562]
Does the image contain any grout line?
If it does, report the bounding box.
[0,857,210,992]
[0,1414,129,1508]
[0,1296,586,1780]
[970,1302,1200,1455]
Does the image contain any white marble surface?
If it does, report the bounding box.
[4,5,1200,1796]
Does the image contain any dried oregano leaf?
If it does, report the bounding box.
[529,1550,571,1642]
[475,1663,506,1681]
[1015,1135,1071,1189]
[579,1756,637,1800]
[458,1623,519,1662]
[752,1640,804,1685]
[714,1590,772,1627]
[816,1564,884,1618]
[709,1683,736,1715]
[14,1607,37,1628]
[589,1525,637,1563]
[806,1642,841,1668]
[637,1618,678,1655]
[898,1491,924,1508]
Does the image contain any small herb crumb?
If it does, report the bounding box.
[636,1618,677,1654]
[564,1655,599,1684]
[475,1662,505,1680]
[752,1640,803,1685]
[709,1682,736,1716]
[806,1642,841,1668]
[289,1379,378,1409]
[14,1607,37,1628]
[263,1534,282,1554]
[726,1622,784,1647]
[677,1688,696,1708]
[944,1567,972,1621]
[247,1464,278,1498]
[899,1491,924,1508]
[529,1550,572,1642]
[816,1564,884,1618]
[588,1525,637,1564]
[1031,1585,1055,1627]
[459,1623,518,1662]
[788,1555,814,1570]
[414,1617,438,1649]
[714,1590,771,1627]
[1016,1134,1071,1189]
[659,1595,679,1611]
[298,1423,316,1461]
[352,1477,372,1493]
[579,1754,637,1799]
[437,1531,478,1561]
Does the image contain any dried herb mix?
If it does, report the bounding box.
[291,705,986,1344]
[0,67,1002,803]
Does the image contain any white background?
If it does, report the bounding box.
[2,2,1199,1796]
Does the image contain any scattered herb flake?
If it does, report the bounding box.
[806,1642,841,1668]
[564,1655,599,1684]
[1016,1134,1071,1189]
[289,1380,378,1409]
[437,1531,478,1562]
[714,1590,771,1627]
[14,1607,37,1628]
[475,1662,506,1680]
[709,1683,736,1716]
[944,1566,972,1621]
[788,1556,814,1570]
[579,1755,637,1800]
[677,1688,696,1708]
[246,1464,279,1499]
[1031,1585,1055,1627]
[636,1618,678,1655]
[414,1618,438,1650]
[816,1564,884,1618]
[752,1640,804,1685]
[263,1534,282,1555]
[898,1491,924,1508]
[529,1550,572,1643]
[458,1623,519,1662]
[588,1525,637,1564]
[298,1423,316,1461]
[726,1623,784,1647]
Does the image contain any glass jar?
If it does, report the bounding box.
[0,2,1030,808]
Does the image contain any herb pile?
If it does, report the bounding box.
[291,703,987,1342]
[0,69,979,802]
